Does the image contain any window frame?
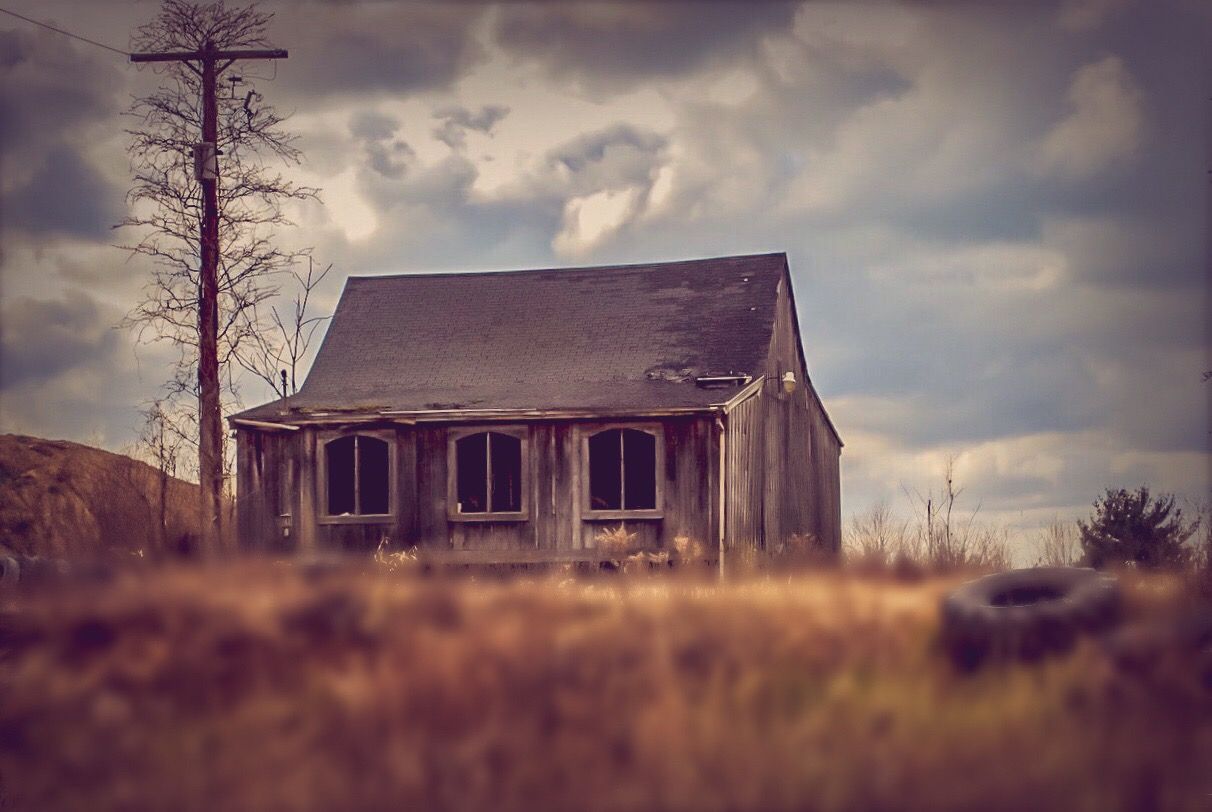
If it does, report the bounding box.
[317,429,397,524]
[446,426,530,522]
[580,422,665,520]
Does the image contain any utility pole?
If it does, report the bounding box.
[131,43,287,555]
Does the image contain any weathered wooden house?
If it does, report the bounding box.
[231,252,842,563]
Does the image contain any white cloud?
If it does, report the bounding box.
[1038,55,1143,179]
[645,164,675,213]
[324,168,380,242]
[451,49,675,197]
[1040,214,1178,287]
[552,187,640,257]
[704,68,759,106]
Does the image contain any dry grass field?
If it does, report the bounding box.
[1,564,1210,811]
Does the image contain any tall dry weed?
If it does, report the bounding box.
[373,536,418,572]
[846,460,1011,575]
[595,523,638,558]
[1034,518,1082,567]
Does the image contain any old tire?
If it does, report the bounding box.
[941,567,1120,670]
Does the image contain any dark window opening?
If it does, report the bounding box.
[588,428,657,511]
[325,434,390,516]
[588,430,622,510]
[623,429,657,509]
[490,433,522,512]
[456,432,523,514]
[358,436,390,514]
[326,436,355,515]
[456,432,488,513]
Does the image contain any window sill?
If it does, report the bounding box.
[584,510,663,521]
[448,511,529,523]
[318,513,395,525]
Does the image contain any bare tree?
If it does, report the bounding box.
[902,456,1008,571]
[137,398,186,553]
[237,256,332,397]
[121,0,316,553]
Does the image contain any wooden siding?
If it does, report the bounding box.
[724,390,764,550]
[237,416,719,555]
[719,268,842,554]
[236,429,278,551]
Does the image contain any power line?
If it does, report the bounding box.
[0,6,129,57]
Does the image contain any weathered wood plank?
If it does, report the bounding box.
[740,267,842,553]
[664,416,713,549]
[297,428,318,553]
[414,426,449,548]
[451,521,533,551]
[564,423,580,549]
[395,427,417,546]
[532,423,555,549]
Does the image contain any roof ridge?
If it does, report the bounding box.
[345,251,787,283]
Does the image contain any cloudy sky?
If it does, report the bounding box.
[1,0,1208,547]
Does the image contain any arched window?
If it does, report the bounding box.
[586,427,659,512]
[451,430,525,516]
[324,434,391,516]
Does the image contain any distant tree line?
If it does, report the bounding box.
[844,469,1209,580]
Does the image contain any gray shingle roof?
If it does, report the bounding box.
[235,252,789,420]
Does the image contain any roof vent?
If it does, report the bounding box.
[695,373,751,388]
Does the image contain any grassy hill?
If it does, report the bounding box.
[0,434,200,559]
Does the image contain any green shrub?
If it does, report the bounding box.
[1079,487,1197,569]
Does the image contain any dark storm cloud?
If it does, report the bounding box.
[493,2,798,95]
[349,152,563,275]
[837,345,1104,447]
[432,104,510,150]
[349,111,414,179]
[881,2,1205,294]
[0,26,126,240]
[548,124,665,175]
[0,290,121,389]
[1040,0,1206,292]
[281,4,485,98]
[0,286,171,446]
[537,124,668,201]
[0,28,119,154]
[5,146,124,239]
[349,110,399,142]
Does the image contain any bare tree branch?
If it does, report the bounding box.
[120,1,322,497]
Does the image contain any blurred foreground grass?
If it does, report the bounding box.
[1,564,1210,811]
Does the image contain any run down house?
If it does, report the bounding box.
[230,252,842,564]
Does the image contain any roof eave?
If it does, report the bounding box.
[230,404,728,429]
